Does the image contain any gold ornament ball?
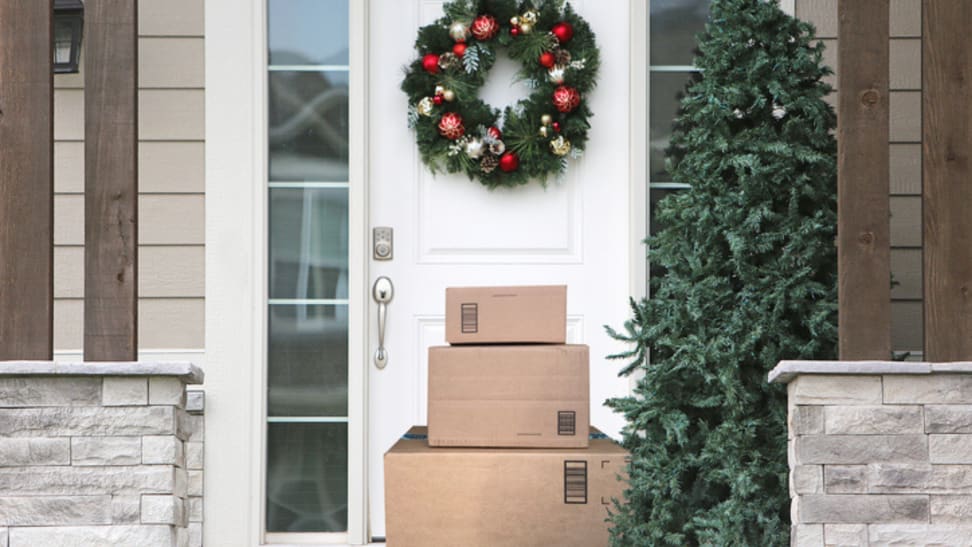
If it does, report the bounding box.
[520,23,533,34]
[442,89,456,102]
[522,10,538,24]
[417,97,435,116]
[540,114,553,125]
[550,136,571,156]
[539,126,549,138]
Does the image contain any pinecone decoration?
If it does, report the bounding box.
[438,52,460,71]
[437,112,465,140]
[480,155,499,173]
[470,15,499,41]
[555,49,572,66]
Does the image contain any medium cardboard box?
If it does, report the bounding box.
[384,426,628,547]
[445,285,567,344]
[428,344,589,448]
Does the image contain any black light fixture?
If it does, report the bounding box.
[54,0,84,74]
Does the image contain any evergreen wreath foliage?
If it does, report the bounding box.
[401,0,600,188]
[606,1,837,544]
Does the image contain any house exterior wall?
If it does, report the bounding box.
[797,0,923,356]
[52,0,206,356]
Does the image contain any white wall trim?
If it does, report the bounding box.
[781,0,796,15]
[629,0,648,304]
[204,0,265,544]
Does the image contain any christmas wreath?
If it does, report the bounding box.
[402,0,599,188]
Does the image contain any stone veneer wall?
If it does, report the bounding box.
[770,361,972,547]
[0,362,203,547]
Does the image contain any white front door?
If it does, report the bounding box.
[366,0,634,538]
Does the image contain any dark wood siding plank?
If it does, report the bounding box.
[837,0,892,359]
[84,0,139,360]
[923,0,972,361]
[0,0,54,359]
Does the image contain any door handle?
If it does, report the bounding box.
[372,276,394,369]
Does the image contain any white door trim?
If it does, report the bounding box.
[205,0,368,543]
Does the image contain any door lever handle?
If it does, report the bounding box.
[372,276,394,369]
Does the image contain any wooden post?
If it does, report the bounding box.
[0,1,54,360]
[837,0,891,360]
[84,0,138,361]
[923,1,972,361]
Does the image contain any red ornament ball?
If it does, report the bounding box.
[498,152,520,172]
[433,95,444,105]
[453,42,467,57]
[438,112,465,140]
[470,14,499,41]
[486,126,502,141]
[551,21,574,44]
[552,121,561,132]
[510,26,520,37]
[539,52,556,68]
[552,85,581,113]
[422,53,440,74]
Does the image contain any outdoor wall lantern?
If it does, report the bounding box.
[54,0,84,74]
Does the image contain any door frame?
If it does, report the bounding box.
[205,0,645,544]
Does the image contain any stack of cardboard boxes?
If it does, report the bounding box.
[385,285,629,546]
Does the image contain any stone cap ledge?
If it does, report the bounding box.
[769,360,972,384]
[0,361,204,384]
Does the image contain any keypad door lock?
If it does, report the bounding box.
[373,227,393,260]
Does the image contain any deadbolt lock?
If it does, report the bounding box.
[373,227,393,260]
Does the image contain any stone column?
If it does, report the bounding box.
[770,361,972,546]
[0,361,204,547]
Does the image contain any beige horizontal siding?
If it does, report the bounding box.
[890,0,921,38]
[55,246,204,298]
[54,142,84,193]
[51,0,205,353]
[140,90,206,140]
[139,0,204,37]
[890,91,921,142]
[54,298,205,350]
[140,38,205,88]
[891,249,922,300]
[140,142,206,193]
[891,301,923,353]
[890,197,921,248]
[890,39,921,90]
[798,0,837,38]
[890,144,921,195]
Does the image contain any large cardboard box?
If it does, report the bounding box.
[384,426,627,547]
[445,285,566,344]
[428,344,589,448]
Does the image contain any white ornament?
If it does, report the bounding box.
[733,108,744,119]
[522,10,538,25]
[489,140,506,155]
[772,103,787,120]
[548,66,566,84]
[449,22,470,42]
[464,138,485,159]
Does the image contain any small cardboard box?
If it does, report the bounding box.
[384,426,627,547]
[428,344,589,448]
[445,285,567,344]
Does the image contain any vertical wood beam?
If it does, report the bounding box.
[84,0,138,360]
[923,1,972,361]
[0,1,54,360]
[837,0,891,359]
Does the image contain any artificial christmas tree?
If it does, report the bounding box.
[606,1,837,545]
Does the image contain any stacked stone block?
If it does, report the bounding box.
[0,362,203,547]
[770,361,972,547]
